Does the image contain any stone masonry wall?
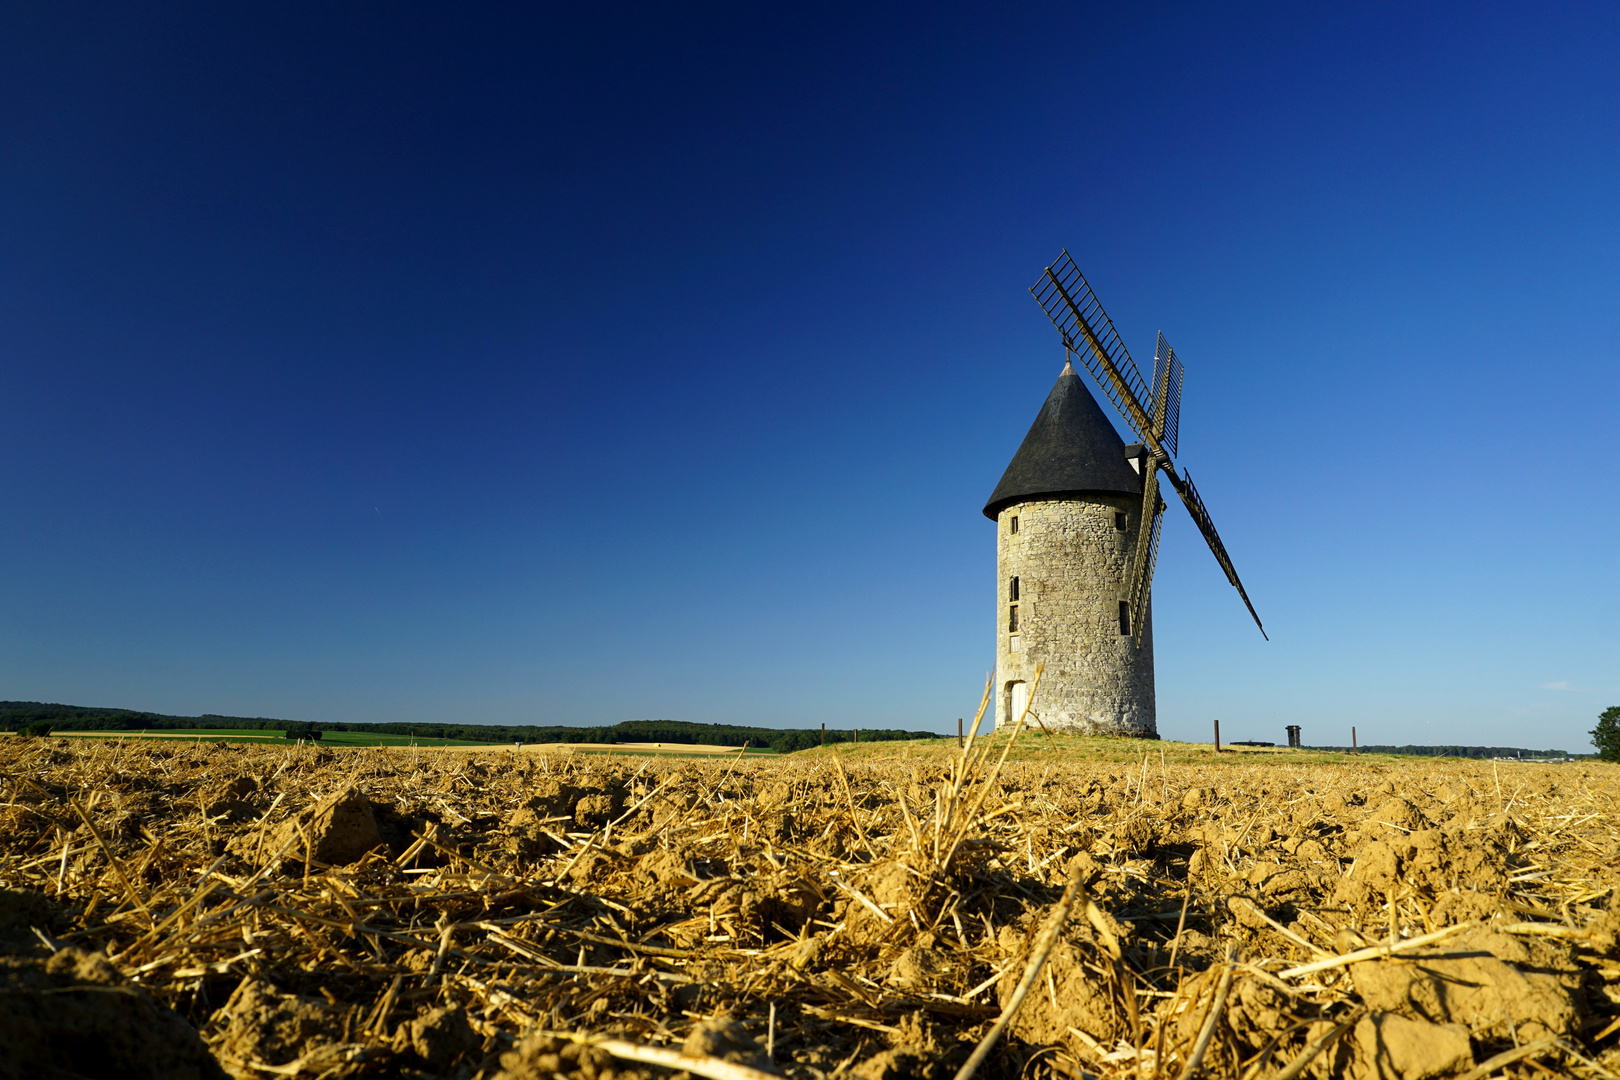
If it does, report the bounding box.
[994,497,1156,736]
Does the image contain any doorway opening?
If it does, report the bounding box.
[1007,681,1029,725]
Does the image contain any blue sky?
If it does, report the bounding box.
[3,3,1616,750]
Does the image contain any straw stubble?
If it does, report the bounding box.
[0,719,1616,1080]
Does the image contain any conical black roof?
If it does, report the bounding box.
[983,361,1142,519]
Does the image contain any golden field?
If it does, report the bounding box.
[1,729,1617,1080]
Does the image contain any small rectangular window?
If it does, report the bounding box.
[1009,515,1019,534]
[1115,513,1127,531]
[1008,605,1019,633]
[1009,576,1020,601]
[1118,601,1131,636]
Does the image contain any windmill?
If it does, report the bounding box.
[1029,249,1267,644]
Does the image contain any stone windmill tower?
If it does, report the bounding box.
[983,252,1267,735]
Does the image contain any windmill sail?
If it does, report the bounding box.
[1127,487,1164,647]
[1029,248,1267,641]
[1030,252,1155,442]
[1167,470,1267,639]
[1152,332,1183,459]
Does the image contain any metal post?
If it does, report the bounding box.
[853,728,858,744]
[958,718,963,748]
[821,723,825,746]
[1214,719,1221,754]
[1352,726,1357,753]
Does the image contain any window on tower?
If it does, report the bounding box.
[1118,601,1131,636]
[1008,605,1020,633]
[1009,576,1020,601]
[1009,515,1019,534]
[1115,513,1127,531]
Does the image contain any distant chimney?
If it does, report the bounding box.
[1285,725,1302,750]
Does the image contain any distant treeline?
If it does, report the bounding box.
[0,702,937,755]
[1307,744,1579,759]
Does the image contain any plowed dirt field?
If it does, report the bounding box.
[2,735,1617,1080]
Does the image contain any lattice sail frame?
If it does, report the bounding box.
[1153,332,1183,459]
[1031,251,1268,641]
[1174,471,1268,640]
[1128,485,1164,646]
[1031,251,1156,443]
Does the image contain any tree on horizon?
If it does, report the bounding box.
[1592,706,1620,761]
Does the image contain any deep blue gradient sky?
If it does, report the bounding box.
[4,3,1617,749]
